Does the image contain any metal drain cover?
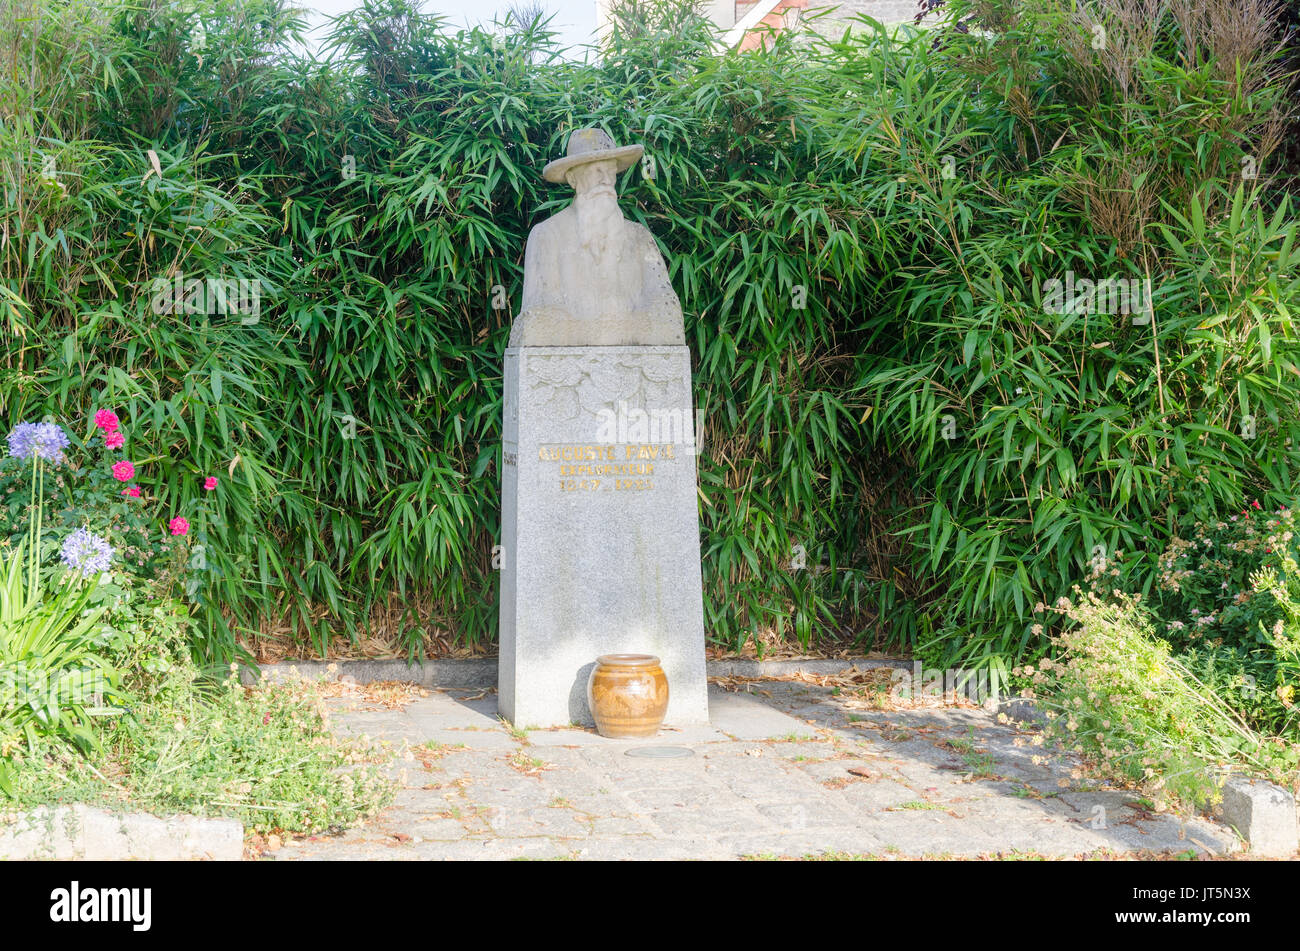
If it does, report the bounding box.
[625,746,695,759]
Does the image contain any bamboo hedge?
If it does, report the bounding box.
[2,0,1297,672]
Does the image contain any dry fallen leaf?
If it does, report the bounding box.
[316,679,428,709]
[143,148,163,184]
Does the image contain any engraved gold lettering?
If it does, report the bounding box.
[548,445,670,493]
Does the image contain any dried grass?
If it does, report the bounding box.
[311,678,429,709]
[244,590,494,663]
[709,665,981,710]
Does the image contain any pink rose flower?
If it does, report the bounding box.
[204,476,218,491]
[111,460,135,482]
[104,432,125,450]
[169,517,189,536]
[123,486,142,498]
[94,410,120,434]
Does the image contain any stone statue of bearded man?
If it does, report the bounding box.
[508,128,685,347]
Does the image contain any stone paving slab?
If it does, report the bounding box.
[272,681,1249,861]
[708,690,821,741]
[526,723,731,747]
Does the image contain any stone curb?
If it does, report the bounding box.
[1219,777,1300,858]
[992,695,1050,726]
[997,695,1299,857]
[245,658,499,688]
[241,656,910,688]
[707,657,911,677]
[0,804,243,861]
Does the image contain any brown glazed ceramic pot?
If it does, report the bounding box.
[587,654,669,738]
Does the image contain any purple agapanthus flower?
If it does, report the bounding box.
[6,421,70,463]
[60,528,114,578]
[5,423,39,459]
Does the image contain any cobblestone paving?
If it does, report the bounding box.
[273,681,1241,860]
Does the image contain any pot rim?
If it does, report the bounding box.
[595,653,662,668]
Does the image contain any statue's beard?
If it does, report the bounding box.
[575,192,621,259]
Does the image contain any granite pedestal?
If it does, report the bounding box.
[499,345,709,728]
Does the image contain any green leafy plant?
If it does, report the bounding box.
[1027,593,1298,811]
[1240,554,1300,727]
[846,0,1300,669]
[0,412,214,592]
[1138,504,1300,734]
[0,540,121,764]
[1153,505,1300,651]
[113,668,392,835]
[3,0,1297,676]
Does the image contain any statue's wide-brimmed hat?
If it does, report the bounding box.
[543,128,643,184]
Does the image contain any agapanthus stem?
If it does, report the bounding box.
[26,457,41,604]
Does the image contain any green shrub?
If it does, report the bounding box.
[1179,643,1294,739]
[848,0,1300,668]
[1028,593,1298,811]
[3,0,1297,672]
[1,571,392,833]
[1239,555,1300,726]
[1138,504,1300,734]
[1153,506,1299,649]
[0,412,216,589]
